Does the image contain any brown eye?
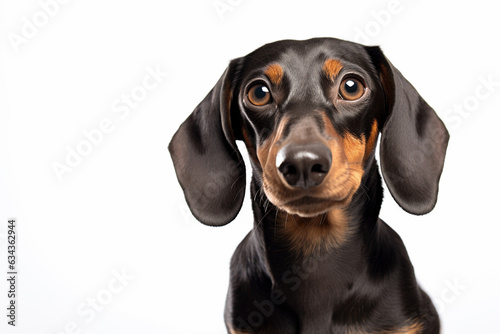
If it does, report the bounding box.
[339,77,365,101]
[248,83,272,106]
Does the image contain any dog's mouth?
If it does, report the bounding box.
[282,196,348,217]
[263,181,358,218]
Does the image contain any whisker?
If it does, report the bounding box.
[230,174,246,189]
[256,208,273,229]
[254,188,262,202]
[259,190,267,206]
[358,183,370,201]
[234,186,245,199]
[320,213,327,225]
[264,198,270,212]
[254,190,259,202]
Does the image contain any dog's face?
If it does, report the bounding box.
[169,38,449,226]
[234,40,386,217]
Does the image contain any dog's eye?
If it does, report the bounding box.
[339,77,365,101]
[248,84,272,106]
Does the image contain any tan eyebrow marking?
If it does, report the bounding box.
[323,59,343,80]
[264,63,283,85]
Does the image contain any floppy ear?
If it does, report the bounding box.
[366,46,449,215]
[168,59,245,226]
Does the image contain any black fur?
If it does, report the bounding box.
[169,38,448,333]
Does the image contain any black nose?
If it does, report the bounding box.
[276,143,332,188]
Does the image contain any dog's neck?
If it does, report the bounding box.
[249,157,383,260]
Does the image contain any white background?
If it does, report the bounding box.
[1,0,499,333]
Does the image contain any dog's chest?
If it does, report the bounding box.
[268,247,364,330]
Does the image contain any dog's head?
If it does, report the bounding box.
[169,38,449,226]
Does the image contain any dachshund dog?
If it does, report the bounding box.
[169,38,449,334]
